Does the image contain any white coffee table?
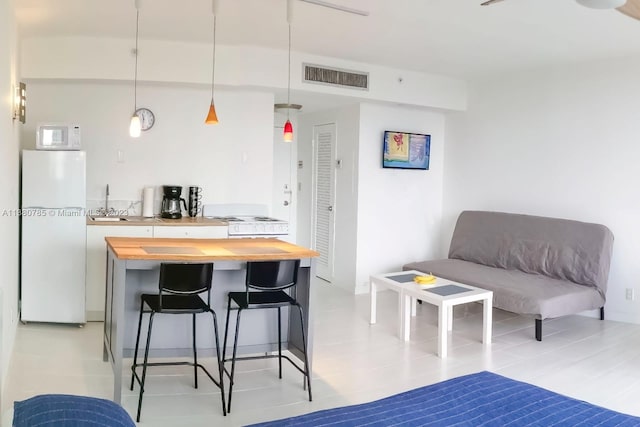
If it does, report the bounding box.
[369,271,407,338]
[370,270,492,358]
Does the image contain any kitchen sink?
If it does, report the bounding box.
[90,216,129,222]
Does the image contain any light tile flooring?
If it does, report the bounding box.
[4,282,640,426]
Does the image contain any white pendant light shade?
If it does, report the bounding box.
[129,114,141,137]
[576,0,626,9]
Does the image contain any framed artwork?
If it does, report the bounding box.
[382,130,430,170]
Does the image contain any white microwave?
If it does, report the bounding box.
[36,123,81,150]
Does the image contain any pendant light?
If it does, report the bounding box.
[129,0,141,138]
[276,0,302,142]
[205,0,219,124]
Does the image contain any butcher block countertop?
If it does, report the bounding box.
[87,216,227,227]
[105,237,319,261]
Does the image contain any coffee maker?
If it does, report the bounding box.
[161,185,187,219]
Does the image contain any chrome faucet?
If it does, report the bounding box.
[96,184,116,216]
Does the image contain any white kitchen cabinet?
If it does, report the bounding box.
[152,225,228,239]
[86,225,153,321]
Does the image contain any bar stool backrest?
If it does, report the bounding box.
[246,260,300,292]
[159,263,214,300]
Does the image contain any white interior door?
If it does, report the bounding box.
[313,123,336,282]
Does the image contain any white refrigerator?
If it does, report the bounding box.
[21,150,87,324]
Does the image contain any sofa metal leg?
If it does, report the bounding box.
[535,319,542,341]
[600,307,605,321]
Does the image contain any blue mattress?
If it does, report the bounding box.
[248,371,640,426]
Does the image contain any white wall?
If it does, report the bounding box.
[297,104,360,291]
[21,37,467,112]
[355,104,446,293]
[0,0,20,401]
[297,103,446,294]
[22,81,275,211]
[444,56,640,323]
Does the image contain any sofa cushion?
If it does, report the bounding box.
[13,394,135,427]
[403,259,605,319]
[448,211,614,293]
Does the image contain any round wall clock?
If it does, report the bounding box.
[135,108,155,131]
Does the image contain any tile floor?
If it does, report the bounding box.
[4,281,640,426]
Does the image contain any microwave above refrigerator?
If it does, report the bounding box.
[36,123,81,150]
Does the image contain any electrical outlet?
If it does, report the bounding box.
[625,288,634,301]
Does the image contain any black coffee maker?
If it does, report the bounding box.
[161,185,187,219]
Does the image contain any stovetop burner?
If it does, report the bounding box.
[209,215,284,223]
[210,216,245,221]
[253,216,279,222]
[202,205,289,236]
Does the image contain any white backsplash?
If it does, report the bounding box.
[86,199,148,216]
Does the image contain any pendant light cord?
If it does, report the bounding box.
[133,8,139,112]
[211,15,216,101]
[287,22,291,120]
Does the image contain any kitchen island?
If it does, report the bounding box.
[103,236,319,403]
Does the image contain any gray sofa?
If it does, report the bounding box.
[403,211,614,341]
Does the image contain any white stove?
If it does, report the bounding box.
[202,204,289,238]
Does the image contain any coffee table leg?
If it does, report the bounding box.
[483,296,492,345]
[411,297,417,317]
[447,306,453,331]
[438,303,448,358]
[403,294,411,341]
[369,280,377,324]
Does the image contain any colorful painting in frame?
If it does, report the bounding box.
[383,131,430,170]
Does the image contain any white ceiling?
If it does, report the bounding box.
[15,0,640,80]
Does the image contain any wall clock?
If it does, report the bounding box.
[135,108,155,131]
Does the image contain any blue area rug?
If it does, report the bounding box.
[248,371,640,426]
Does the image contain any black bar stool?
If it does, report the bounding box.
[222,259,312,413]
[130,262,226,422]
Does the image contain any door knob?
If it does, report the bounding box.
[328,206,333,211]
[284,201,289,206]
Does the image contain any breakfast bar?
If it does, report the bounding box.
[103,236,319,403]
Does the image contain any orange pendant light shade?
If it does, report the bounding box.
[283,120,293,142]
[205,101,219,124]
[205,2,219,125]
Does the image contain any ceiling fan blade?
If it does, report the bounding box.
[617,0,640,20]
[480,0,508,5]
[298,0,369,16]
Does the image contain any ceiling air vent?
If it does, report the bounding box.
[303,63,369,90]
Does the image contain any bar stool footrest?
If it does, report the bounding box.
[131,361,223,391]
[222,354,308,381]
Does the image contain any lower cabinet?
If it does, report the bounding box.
[152,225,228,239]
[85,226,153,321]
[86,224,228,321]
